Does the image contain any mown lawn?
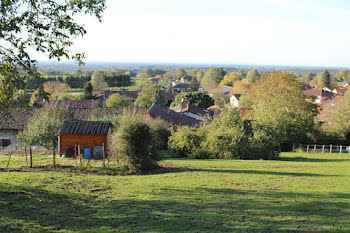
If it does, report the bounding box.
[0,152,350,232]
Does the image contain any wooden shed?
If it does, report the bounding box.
[58,120,113,158]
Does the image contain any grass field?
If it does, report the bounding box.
[0,152,350,232]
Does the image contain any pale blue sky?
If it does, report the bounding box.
[38,0,350,67]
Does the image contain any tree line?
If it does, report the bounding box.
[27,74,131,90]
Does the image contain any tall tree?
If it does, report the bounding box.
[176,68,187,79]
[189,77,200,92]
[152,88,167,106]
[19,105,73,166]
[246,69,260,83]
[201,68,226,90]
[321,69,331,87]
[135,83,156,107]
[0,0,106,108]
[83,82,94,100]
[248,71,316,150]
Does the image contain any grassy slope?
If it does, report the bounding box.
[0,152,350,232]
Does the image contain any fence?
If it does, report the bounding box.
[295,144,350,155]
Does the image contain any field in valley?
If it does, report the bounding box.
[0,152,349,232]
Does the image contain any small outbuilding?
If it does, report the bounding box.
[58,120,113,159]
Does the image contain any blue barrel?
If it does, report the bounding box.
[84,148,92,159]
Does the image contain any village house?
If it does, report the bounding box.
[230,94,241,108]
[172,83,190,93]
[58,120,113,159]
[302,88,334,104]
[170,100,214,122]
[150,77,162,84]
[180,76,193,83]
[148,104,200,126]
[0,109,30,150]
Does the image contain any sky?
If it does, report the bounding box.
[37,0,350,67]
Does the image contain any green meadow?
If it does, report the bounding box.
[0,152,349,232]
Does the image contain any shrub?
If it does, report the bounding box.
[110,117,157,173]
[148,119,171,150]
[169,105,280,160]
[168,126,209,158]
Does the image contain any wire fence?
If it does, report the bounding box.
[295,144,350,155]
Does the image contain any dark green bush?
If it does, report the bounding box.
[110,118,157,173]
[148,119,171,150]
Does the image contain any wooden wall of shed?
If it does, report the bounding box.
[59,134,108,156]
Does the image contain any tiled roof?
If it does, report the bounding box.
[210,85,233,95]
[148,104,200,126]
[170,101,214,118]
[34,100,100,109]
[0,109,31,131]
[302,88,334,98]
[59,120,112,135]
[173,83,190,89]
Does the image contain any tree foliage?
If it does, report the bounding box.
[152,88,167,106]
[169,106,280,159]
[201,68,226,89]
[30,87,50,104]
[0,0,106,108]
[134,83,156,107]
[248,71,316,150]
[83,81,94,100]
[246,69,260,83]
[106,93,132,107]
[43,81,71,99]
[109,116,157,173]
[170,92,214,109]
[322,91,350,143]
[175,68,187,79]
[321,69,331,87]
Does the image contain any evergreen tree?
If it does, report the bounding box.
[321,69,331,87]
[153,88,167,106]
[189,77,200,92]
[83,82,94,100]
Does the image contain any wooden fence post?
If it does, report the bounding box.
[102,143,105,167]
[314,144,317,152]
[322,145,325,154]
[75,145,77,167]
[53,143,56,167]
[340,145,342,154]
[306,145,309,153]
[330,144,332,154]
[78,145,82,166]
[29,147,33,168]
[25,146,28,165]
[292,143,295,152]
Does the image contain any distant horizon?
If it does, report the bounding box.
[36,60,350,70]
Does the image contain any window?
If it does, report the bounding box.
[0,139,11,148]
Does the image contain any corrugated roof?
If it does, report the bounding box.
[59,121,112,135]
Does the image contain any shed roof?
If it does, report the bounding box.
[59,121,112,135]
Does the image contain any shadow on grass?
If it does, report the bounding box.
[278,157,350,163]
[190,168,339,177]
[0,183,349,232]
